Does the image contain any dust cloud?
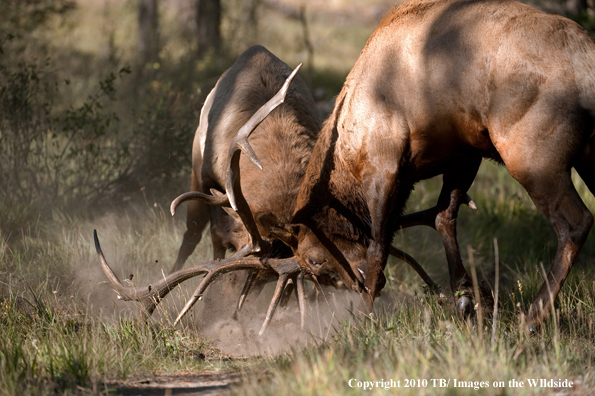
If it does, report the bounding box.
[70,211,409,357]
[175,274,408,357]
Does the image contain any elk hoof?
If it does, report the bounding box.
[455,295,473,319]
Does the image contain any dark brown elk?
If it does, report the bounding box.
[95,45,440,334]
[288,0,595,332]
[167,45,320,271]
[95,45,322,334]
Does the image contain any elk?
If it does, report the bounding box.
[286,0,595,332]
[169,0,593,331]
[95,45,440,334]
[167,45,320,271]
[98,0,595,333]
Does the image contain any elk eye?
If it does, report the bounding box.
[307,258,320,267]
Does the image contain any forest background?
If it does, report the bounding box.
[2,0,595,394]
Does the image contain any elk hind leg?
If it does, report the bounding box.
[524,172,592,331]
[501,126,593,331]
[574,136,595,196]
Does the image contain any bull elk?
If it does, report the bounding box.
[287,0,595,332]
[193,0,594,331]
[95,45,439,334]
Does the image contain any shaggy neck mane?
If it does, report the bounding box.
[293,91,372,244]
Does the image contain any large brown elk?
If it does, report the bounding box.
[94,45,440,334]
[286,0,595,332]
[192,0,595,332]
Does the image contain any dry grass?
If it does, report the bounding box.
[2,1,595,395]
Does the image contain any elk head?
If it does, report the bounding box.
[95,61,440,335]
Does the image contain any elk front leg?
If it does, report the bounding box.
[169,173,211,274]
[361,163,401,311]
[399,157,482,319]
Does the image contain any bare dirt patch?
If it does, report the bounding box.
[106,371,241,396]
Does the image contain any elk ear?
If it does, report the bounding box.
[256,212,298,248]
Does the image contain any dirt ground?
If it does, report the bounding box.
[106,371,241,396]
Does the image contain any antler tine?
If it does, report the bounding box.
[225,62,303,202]
[94,230,221,313]
[94,230,281,317]
[174,257,301,328]
[296,271,306,330]
[389,245,444,296]
[173,260,269,326]
[259,273,291,336]
[279,278,295,307]
[233,270,259,319]
[222,64,303,256]
[170,190,229,216]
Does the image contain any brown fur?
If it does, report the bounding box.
[291,0,595,327]
[170,45,321,272]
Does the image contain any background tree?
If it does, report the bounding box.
[138,0,159,64]
[195,0,221,57]
[567,0,588,15]
[243,0,260,47]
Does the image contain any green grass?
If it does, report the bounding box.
[0,205,242,395]
[235,282,595,396]
[228,161,595,395]
[2,1,595,395]
[2,161,595,395]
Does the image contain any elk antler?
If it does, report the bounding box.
[389,246,444,297]
[170,189,230,216]
[169,64,303,258]
[224,63,303,255]
[172,255,303,335]
[95,230,305,334]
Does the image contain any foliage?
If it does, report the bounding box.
[572,11,595,36]
[0,38,132,220]
[0,0,75,40]
[1,1,595,395]
[0,3,211,234]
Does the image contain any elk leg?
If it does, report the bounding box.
[398,194,477,230]
[494,112,594,331]
[517,170,592,331]
[517,137,595,331]
[361,167,400,311]
[169,179,210,273]
[433,158,482,319]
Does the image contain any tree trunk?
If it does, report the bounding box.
[243,0,259,47]
[195,0,221,57]
[138,0,159,64]
[567,0,588,15]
